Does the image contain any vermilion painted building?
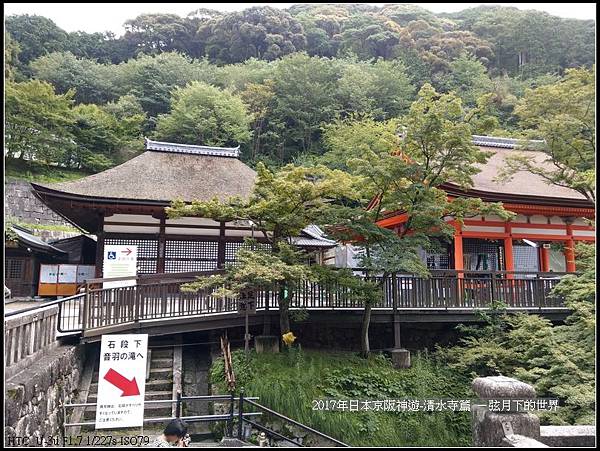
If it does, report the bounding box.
[377,136,595,275]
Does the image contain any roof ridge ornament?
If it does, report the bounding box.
[144,138,240,158]
[471,135,545,150]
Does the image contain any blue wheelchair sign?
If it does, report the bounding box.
[107,251,117,260]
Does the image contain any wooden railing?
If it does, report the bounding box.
[50,270,570,334]
[5,303,60,378]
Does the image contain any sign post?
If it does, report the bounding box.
[103,245,138,288]
[95,334,148,429]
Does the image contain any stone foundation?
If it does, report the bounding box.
[4,343,85,447]
[254,336,279,353]
[388,348,411,368]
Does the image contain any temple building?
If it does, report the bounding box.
[377,136,595,275]
[31,139,335,277]
[5,225,68,297]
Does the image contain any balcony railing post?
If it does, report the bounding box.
[490,271,496,305]
[237,389,245,440]
[175,390,182,418]
[391,272,398,313]
[82,282,89,332]
[227,391,235,437]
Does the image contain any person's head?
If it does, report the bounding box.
[163,419,188,443]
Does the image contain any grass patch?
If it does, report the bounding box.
[210,349,472,447]
[6,160,90,183]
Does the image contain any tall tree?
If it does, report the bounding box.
[114,52,200,118]
[66,102,145,171]
[5,80,74,165]
[321,85,512,355]
[337,59,415,120]
[5,15,68,70]
[499,67,596,201]
[122,13,200,57]
[154,81,252,147]
[30,52,116,104]
[270,53,341,159]
[441,54,493,106]
[166,163,360,336]
[4,32,21,80]
[200,6,307,64]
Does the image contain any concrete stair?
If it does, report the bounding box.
[81,345,176,428]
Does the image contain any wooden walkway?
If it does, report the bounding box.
[47,270,572,340]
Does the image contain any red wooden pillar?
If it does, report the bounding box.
[540,246,551,272]
[565,223,576,272]
[504,223,514,279]
[453,222,464,278]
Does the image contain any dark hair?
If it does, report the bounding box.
[164,419,188,438]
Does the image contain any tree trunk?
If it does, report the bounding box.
[360,302,372,358]
[279,288,290,335]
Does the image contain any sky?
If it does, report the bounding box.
[4,3,597,35]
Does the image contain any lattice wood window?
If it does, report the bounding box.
[419,240,451,270]
[104,237,158,274]
[463,239,502,271]
[5,259,23,279]
[425,253,450,270]
[225,241,271,265]
[164,240,219,273]
[513,244,540,272]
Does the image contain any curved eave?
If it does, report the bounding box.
[31,183,173,206]
[31,183,173,233]
[440,183,594,209]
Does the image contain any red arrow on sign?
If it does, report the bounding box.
[103,368,140,396]
[121,248,133,256]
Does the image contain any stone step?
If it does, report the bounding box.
[150,348,174,359]
[148,367,173,380]
[91,366,173,384]
[90,378,172,393]
[150,357,173,369]
[189,440,221,447]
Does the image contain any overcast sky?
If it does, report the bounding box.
[4,3,596,35]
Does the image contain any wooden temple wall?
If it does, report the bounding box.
[97,213,267,275]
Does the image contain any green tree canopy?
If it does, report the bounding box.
[499,67,596,201]
[154,81,252,147]
[321,85,513,355]
[200,6,307,64]
[167,162,361,335]
[5,79,75,165]
[30,51,116,104]
[5,14,68,69]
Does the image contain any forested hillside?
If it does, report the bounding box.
[5,4,596,174]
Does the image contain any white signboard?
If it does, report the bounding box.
[39,265,59,284]
[103,245,138,288]
[58,264,77,283]
[76,265,96,284]
[95,334,148,429]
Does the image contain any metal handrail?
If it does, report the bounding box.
[62,394,261,430]
[241,397,349,447]
[4,292,85,318]
[243,418,303,446]
[84,269,225,285]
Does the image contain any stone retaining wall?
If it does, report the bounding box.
[4,342,85,447]
[5,178,72,227]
